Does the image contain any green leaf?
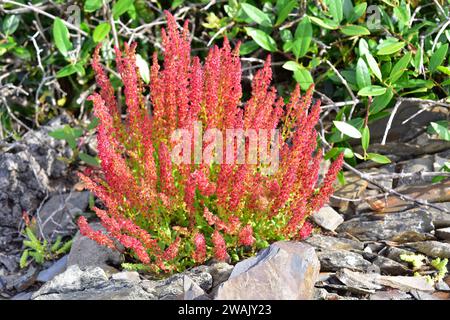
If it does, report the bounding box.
[324,147,341,160]
[282,61,302,71]
[412,46,422,70]
[112,0,134,19]
[293,66,313,90]
[135,53,150,83]
[377,41,405,55]
[365,53,382,81]
[361,125,370,152]
[84,0,103,12]
[50,236,63,253]
[333,121,362,139]
[437,66,450,76]
[430,121,450,141]
[328,0,344,23]
[30,251,44,264]
[348,2,367,23]
[20,250,29,269]
[241,3,272,27]
[53,18,73,57]
[275,0,297,26]
[429,44,449,73]
[48,125,81,149]
[370,88,393,114]
[309,16,339,30]
[356,58,371,89]
[358,38,370,56]
[367,153,391,164]
[56,63,85,78]
[2,15,20,36]
[13,47,31,60]
[341,25,370,37]
[343,148,354,158]
[389,51,412,83]
[93,23,111,42]
[239,40,259,55]
[171,0,184,9]
[79,152,100,167]
[394,5,411,29]
[358,85,387,97]
[292,17,312,59]
[337,171,346,185]
[342,0,354,20]
[25,227,41,249]
[245,27,277,52]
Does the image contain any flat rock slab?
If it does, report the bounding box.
[333,269,434,293]
[215,241,320,300]
[38,191,90,239]
[379,276,435,292]
[304,234,364,251]
[372,255,411,276]
[312,206,344,231]
[404,241,450,259]
[67,222,123,269]
[335,269,383,292]
[336,210,434,241]
[435,227,450,240]
[370,290,413,300]
[317,249,372,272]
[37,255,68,283]
[32,265,214,300]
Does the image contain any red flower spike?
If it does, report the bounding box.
[81,11,343,272]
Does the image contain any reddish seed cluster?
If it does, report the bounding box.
[78,11,344,272]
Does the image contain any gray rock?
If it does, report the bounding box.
[216,241,320,300]
[435,227,450,240]
[304,234,364,251]
[206,261,234,296]
[372,255,411,276]
[410,290,447,300]
[332,269,434,293]
[436,280,450,292]
[0,116,73,254]
[0,253,18,273]
[366,100,447,144]
[32,265,152,300]
[336,210,434,241]
[183,276,210,300]
[67,222,123,269]
[370,290,413,300]
[38,191,90,239]
[429,203,450,228]
[379,275,435,292]
[11,292,33,300]
[111,271,140,283]
[37,255,68,282]
[364,242,385,254]
[32,263,216,300]
[34,265,108,295]
[335,268,383,292]
[313,288,330,300]
[397,156,434,186]
[317,249,373,272]
[141,266,213,300]
[3,266,38,292]
[312,206,344,231]
[384,246,415,264]
[404,241,450,259]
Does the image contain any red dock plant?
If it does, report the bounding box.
[78,12,344,273]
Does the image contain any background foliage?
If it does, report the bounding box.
[0,0,449,164]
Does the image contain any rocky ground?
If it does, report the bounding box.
[1,103,450,300]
